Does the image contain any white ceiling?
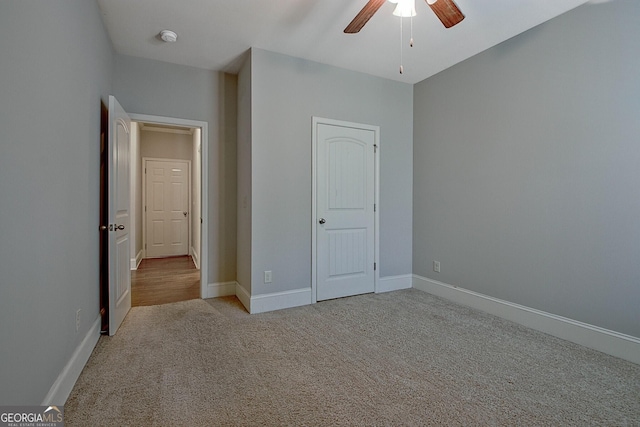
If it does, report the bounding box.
[98,0,591,84]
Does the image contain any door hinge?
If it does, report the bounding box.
[145,206,147,212]
[145,167,147,174]
[374,144,378,152]
[374,203,376,212]
[374,262,377,271]
[145,243,147,249]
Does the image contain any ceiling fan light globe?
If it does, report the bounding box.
[393,0,417,17]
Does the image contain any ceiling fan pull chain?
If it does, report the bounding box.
[399,16,404,74]
[410,15,414,48]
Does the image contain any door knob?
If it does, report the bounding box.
[115,224,125,230]
[319,218,326,224]
[183,211,188,217]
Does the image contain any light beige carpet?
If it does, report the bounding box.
[65,289,640,426]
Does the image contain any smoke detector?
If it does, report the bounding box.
[159,30,178,43]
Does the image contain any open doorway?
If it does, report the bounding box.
[128,114,209,306]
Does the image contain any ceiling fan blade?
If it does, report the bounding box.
[427,0,465,28]
[344,0,387,34]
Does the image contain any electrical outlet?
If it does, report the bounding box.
[433,261,441,273]
[264,270,272,284]
[76,309,81,332]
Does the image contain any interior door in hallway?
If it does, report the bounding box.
[316,121,376,301]
[145,159,190,258]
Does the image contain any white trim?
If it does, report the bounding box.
[311,117,317,304]
[129,113,208,298]
[377,274,413,293]
[139,123,194,135]
[42,316,101,405]
[249,288,312,314]
[412,275,640,365]
[311,116,380,304]
[205,281,237,299]
[129,122,139,274]
[373,126,380,294]
[191,246,200,269]
[130,249,143,270]
[235,283,252,312]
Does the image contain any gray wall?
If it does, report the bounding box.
[236,53,252,294]
[113,55,237,283]
[0,0,113,404]
[219,74,238,282]
[413,0,640,338]
[140,130,194,161]
[249,49,413,296]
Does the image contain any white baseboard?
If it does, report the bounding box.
[235,283,251,312]
[42,315,101,405]
[412,275,640,365]
[248,288,312,314]
[191,247,200,269]
[377,274,412,293]
[205,281,237,299]
[130,250,143,270]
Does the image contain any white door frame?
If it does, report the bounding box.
[311,116,380,304]
[129,113,209,299]
[142,157,191,259]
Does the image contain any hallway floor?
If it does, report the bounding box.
[131,256,200,307]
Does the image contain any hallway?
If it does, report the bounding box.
[131,256,200,306]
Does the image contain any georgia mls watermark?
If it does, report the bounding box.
[0,406,63,427]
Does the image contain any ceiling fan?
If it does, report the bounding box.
[344,0,465,33]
